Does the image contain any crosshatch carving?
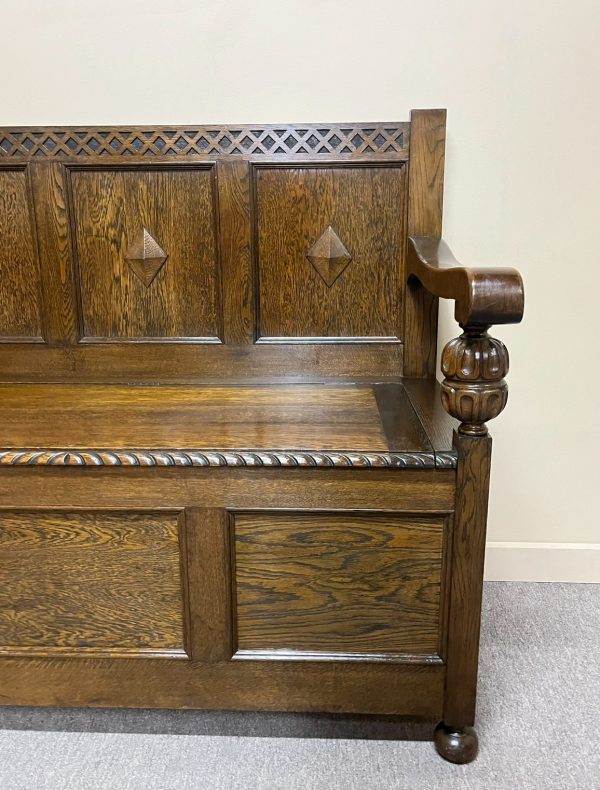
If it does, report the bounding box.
[306,226,352,287]
[0,125,409,159]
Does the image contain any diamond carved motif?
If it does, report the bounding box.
[306,226,352,287]
[124,227,168,286]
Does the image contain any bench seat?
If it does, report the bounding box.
[0,380,457,469]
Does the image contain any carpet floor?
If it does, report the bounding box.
[0,582,598,790]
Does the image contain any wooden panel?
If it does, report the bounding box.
[255,165,406,341]
[217,160,254,344]
[183,509,234,663]
[70,167,220,341]
[0,656,443,716]
[29,163,80,344]
[233,512,445,656]
[0,168,43,341]
[0,383,390,452]
[404,109,446,377]
[0,342,403,382]
[0,511,186,656]
[373,382,433,452]
[0,468,455,513]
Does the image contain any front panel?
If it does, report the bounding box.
[233,511,444,658]
[0,510,187,658]
[0,488,452,715]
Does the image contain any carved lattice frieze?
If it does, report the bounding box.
[0,125,409,159]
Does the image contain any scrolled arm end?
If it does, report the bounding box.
[407,236,524,435]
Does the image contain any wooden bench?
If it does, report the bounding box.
[0,111,524,763]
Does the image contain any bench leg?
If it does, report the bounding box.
[436,432,492,764]
[434,722,479,764]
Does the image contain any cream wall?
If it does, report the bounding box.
[2,0,599,579]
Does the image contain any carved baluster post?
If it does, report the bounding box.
[435,324,510,764]
[440,326,509,436]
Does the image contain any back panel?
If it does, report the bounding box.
[0,117,444,382]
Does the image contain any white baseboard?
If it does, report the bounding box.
[484,542,600,583]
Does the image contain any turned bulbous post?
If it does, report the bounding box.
[440,325,509,435]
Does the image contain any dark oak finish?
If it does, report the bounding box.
[255,165,406,341]
[0,342,405,382]
[0,510,186,657]
[0,112,525,765]
[71,167,221,341]
[0,657,444,716]
[443,434,492,728]
[434,723,479,764]
[183,509,234,664]
[0,124,410,161]
[0,467,455,512]
[404,110,446,377]
[408,236,524,327]
[233,512,445,657]
[0,168,42,341]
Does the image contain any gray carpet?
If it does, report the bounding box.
[0,582,598,790]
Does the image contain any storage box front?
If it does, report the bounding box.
[0,500,450,716]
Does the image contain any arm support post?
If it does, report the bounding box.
[409,236,524,760]
[407,235,524,435]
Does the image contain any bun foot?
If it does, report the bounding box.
[434,722,479,764]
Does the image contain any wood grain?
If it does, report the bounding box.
[217,160,254,344]
[0,468,455,512]
[0,656,443,716]
[408,236,524,327]
[255,165,406,340]
[29,162,80,343]
[183,509,234,663]
[402,378,459,454]
[373,382,433,452]
[70,167,221,340]
[0,340,404,382]
[0,383,391,451]
[443,433,491,727]
[0,114,520,751]
[0,168,43,340]
[404,110,446,377]
[0,511,186,655]
[233,512,445,655]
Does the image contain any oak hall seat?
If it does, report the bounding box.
[0,111,524,765]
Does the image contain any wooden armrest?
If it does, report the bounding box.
[407,236,525,437]
[408,236,524,328]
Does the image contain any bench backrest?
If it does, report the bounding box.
[0,110,445,382]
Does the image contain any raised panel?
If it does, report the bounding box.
[255,165,406,341]
[0,510,187,657]
[233,512,445,658]
[70,167,220,341]
[0,168,43,341]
